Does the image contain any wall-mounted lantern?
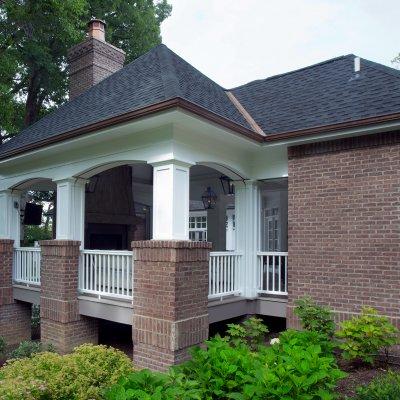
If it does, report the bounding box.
[85,175,99,193]
[219,175,235,196]
[202,187,217,210]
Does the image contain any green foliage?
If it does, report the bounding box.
[294,296,336,338]
[336,307,399,364]
[10,340,55,360]
[24,225,52,246]
[0,344,134,400]
[0,336,6,355]
[0,0,172,138]
[31,305,40,329]
[105,369,202,400]
[352,371,400,400]
[226,316,268,350]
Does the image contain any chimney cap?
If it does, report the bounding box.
[88,19,106,41]
[88,18,106,28]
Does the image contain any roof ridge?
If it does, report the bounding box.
[230,54,354,90]
[156,44,182,98]
[361,57,400,80]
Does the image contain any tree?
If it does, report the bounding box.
[0,0,172,143]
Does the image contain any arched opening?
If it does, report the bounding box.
[81,163,153,250]
[190,164,239,251]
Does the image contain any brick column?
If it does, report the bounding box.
[0,239,31,345]
[132,240,211,371]
[40,240,98,353]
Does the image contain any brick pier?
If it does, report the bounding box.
[132,240,211,371]
[0,239,31,345]
[40,240,98,353]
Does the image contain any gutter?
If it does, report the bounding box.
[0,97,263,162]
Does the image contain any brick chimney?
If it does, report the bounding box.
[67,19,126,100]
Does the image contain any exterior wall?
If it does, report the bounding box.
[40,240,98,353]
[287,132,400,327]
[0,239,31,345]
[132,240,210,371]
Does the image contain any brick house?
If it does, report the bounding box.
[0,20,399,370]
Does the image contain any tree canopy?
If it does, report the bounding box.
[0,0,172,143]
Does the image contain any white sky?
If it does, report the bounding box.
[161,0,400,88]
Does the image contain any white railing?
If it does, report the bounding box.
[257,252,288,295]
[79,250,133,300]
[209,251,242,299]
[13,247,41,286]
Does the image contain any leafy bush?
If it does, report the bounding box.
[105,369,202,400]
[0,336,6,355]
[9,340,55,359]
[31,305,40,328]
[226,316,268,349]
[352,371,400,400]
[0,344,134,400]
[294,296,336,337]
[336,307,399,364]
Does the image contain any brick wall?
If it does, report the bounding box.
[0,239,32,345]
[132,240,211,371]
[287,132,400,327]
[67,38,125,99]
[40,240,98,353]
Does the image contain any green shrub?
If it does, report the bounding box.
[31,305,40,328]
[0,344,134,400]
[105,369,202,400]
[0,336,6,355]
[226,316,268,350]
[352,371,400,400]
[294,296,336,337]
[336,307,399,364]
[9,340,55,359]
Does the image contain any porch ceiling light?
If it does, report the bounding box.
[85,175,99,193]
[202,187,217,210]
[219,175,235,196]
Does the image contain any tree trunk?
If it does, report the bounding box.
[24,69,42,127]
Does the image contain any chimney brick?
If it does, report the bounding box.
[67,20,125,100]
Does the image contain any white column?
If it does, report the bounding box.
[151,161,191,240]
[235,181,260,298]
[54,178,86,246]
[0,189,21,246]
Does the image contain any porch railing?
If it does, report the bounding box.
[79,250,133,300]
[257,252,288,295]
[13,247,41,286]
[208,251,242,299]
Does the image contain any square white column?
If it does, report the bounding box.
[0,189,21,246]
[235,181,260,298]
[151,161,191,240]
[55,178,86,246]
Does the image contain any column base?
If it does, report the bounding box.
[0,302,32,346]
[41,317,98,354]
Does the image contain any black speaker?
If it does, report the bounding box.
[23,203,43,226]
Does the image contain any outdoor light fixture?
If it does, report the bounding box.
[202,187,217,210]
[85,175,99,193]
[219,175,235,196]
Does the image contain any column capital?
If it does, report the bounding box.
[53,177,89,186]
[148,158,194,169]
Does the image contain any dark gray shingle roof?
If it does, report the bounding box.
[0,44,251,156]
[231,55,400,134]
[2,48,400,158]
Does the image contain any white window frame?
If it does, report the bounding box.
[189,211,208,242]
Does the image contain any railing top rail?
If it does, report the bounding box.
[81,249,133,256]
[14,247,41,252]
[210,251,243,256]
[257,251,288,256]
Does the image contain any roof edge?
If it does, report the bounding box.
[264,112,400,143]
[0,98,263,162]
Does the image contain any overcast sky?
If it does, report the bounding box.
[161,0,400,88]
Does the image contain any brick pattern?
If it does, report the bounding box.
[132,240,211,371]
[0,239,32,345]
[287,132,400,327]
[40,240,98,353]
[67,37,125,99]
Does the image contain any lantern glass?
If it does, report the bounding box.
[202,186,217,209]
[219,176,235,195]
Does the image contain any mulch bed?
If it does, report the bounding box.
[336,358,400,399]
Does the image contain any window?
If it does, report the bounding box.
[189,212,207,241]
